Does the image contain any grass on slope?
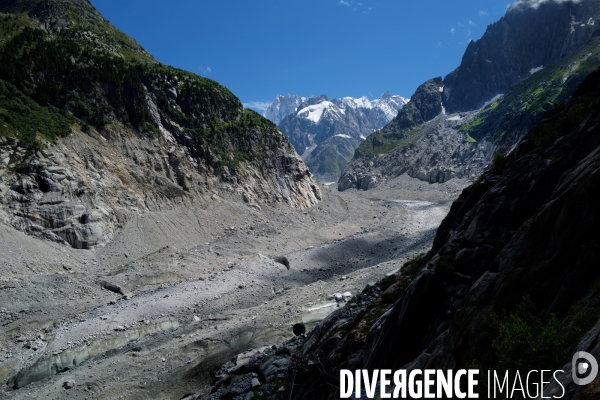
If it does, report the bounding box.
[0,79,72,149]
[355,126,425,158]
[355,36,600,159]
[0,10,286,168]
[460,37,600,143]
[305,136,358,175]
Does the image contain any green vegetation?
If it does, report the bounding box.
[205,109,285,169]
[491,151,509,172]
[250,391,268,400]
[362,303,393,327]
[566,281,600,337]
[355,38,600,160]
[487,298,580,371]
[399,253,428,281]
[356,125,424,157]
[0,8,284,168]
[378,274,397,292]
[483,278,600,372]
[460,38,600,144]
[0,24,172,130]
[305,136,357,175]
[0,79,72,148]
[0,1,154,64]
[359,254,429,331]
[320,154,347,174]
[482,83,600,175]
[529,98,600,149]
[378,254,429,304]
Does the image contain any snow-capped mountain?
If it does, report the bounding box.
[274,92,408,181]
[263,94,307,125]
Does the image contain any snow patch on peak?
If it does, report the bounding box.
[340,96,373,109]
[373,94,409,121]
[480,94,504,110]
[298,101,342,124]
[335,134,353,139]
[530,65,544,75]
[276,92,408,128]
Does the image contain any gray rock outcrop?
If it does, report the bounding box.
[339,112,495,190]
[0,127,320,249]
[0,0,322,249]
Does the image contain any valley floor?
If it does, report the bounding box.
[0,174,466,399]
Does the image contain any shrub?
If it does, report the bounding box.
[487,298,579,371]
[491,151,509,172]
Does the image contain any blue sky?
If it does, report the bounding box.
[90,0,513,112]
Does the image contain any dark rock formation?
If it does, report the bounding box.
[361,68,600,392]
[354,78,444,159]
[395,77,444,130]
[292,323,306,336]
[443,0,600,113]
[291,67,600,399]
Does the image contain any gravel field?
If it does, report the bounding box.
[0,174,467,399]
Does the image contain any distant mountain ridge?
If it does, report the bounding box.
[267,92,408,181]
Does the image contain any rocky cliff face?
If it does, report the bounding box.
[0,125,321,250]
[338,78,489,191]
[360,68,600,397]
[338,111,495,191]
[339,0,600,191]
[443,0,600,113]
[263,94,307,125]
[291,67,600,399]
[352,78,444,159]
[0,0,321,250]
[276,92,408,181]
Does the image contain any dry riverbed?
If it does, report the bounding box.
[0,174,467,399]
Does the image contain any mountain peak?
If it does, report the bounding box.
[1,0,103,25]
[443,0,600,112]
[263,94,307,124]
[0,0,154,63]
[276,92,407,181]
